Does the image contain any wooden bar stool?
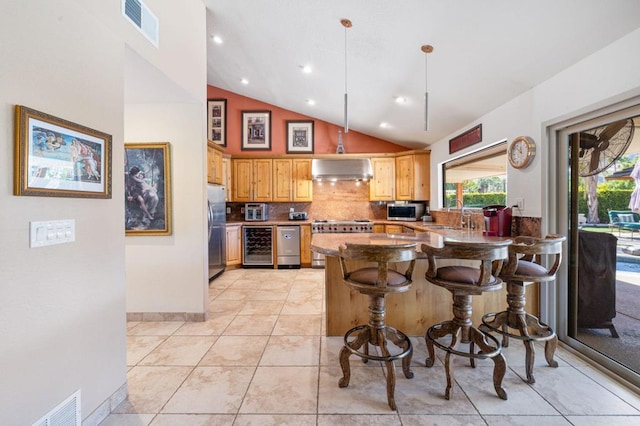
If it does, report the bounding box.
[337,242,417,410]
[481,234,565,384]
[421,240,510,400]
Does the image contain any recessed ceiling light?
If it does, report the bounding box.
[306,99,316,106]
[380,122,390,128]
[212,35,223,44]
[395,96,407,104]
[240,78,249,85]
[300,65,312,74]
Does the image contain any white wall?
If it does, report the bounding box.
[0,1,126,424]
[124,103,208,315]
[0,0,207,423]
[123,0,208,317]
[429,28,640,225]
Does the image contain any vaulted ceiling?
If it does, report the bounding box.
[204,0,640,150]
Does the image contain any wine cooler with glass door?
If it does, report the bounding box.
[242,225,274,267]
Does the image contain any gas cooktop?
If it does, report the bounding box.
[311,219,373,233]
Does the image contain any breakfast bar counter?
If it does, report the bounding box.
[311,231,538,336]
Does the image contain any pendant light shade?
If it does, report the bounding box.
[421,44,433,132]
[341,19,352,134]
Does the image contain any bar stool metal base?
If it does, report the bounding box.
[425,321,507,400]
[339,324,413,410]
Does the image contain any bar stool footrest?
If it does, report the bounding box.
[426,322,502,359]
[481,312,557,343]
[343,324,412,362]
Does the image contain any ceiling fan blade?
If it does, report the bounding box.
[598,120,627,143]
[589,150,600,173]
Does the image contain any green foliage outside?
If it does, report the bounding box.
[577,189,635,223]
[444,176,507,209]
[445,192,506,209]
[578,172,636,223]
[443,159,638,220]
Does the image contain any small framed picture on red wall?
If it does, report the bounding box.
[241,110,271,150]
[286,120,314,154]
[207,99,227,146]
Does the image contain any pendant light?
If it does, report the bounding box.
[421,44,433,131]
[341,18,352,134]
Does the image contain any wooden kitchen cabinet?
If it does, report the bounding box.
[385,224,403,234]
[272,159,292,202]
[253,159,273,202]
[292,159,313,201]
[373,224,385,233]
[232,158,272,202]
[369,157,395,201]
[300,224,312,265]
[395,151,430,201]
[207,142,223,185]
[225,224,242,266]
[222,157,231,201]
[272,159,313,202]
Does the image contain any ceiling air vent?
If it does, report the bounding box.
[122,0,159,47]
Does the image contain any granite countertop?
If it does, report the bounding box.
[226,219,447,229]
[310,230,511,257]
[226,220,313,226]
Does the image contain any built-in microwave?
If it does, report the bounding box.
[387,202,425,221]
[245,203,269,221]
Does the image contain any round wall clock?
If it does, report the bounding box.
[507,136,536,169]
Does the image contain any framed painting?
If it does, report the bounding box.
[207,98,227,146]
[241,110,271,150]
[286,120,314,154]
[13,105,112,198]
[124,142,172,236]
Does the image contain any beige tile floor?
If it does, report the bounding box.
[102,269,640,425]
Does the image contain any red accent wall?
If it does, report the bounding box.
[207,86,406,155]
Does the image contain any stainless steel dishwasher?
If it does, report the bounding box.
[276,225,300,269]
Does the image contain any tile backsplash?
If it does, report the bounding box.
[225,181,541,237]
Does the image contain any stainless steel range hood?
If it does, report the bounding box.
[311,158,373,181]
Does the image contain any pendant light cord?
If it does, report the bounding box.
[341,19,352,134]
[421,44,433,132]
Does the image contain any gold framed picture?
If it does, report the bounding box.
[14,105,112,198]
[124,142,172,236]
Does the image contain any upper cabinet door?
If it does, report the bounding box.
[232,158,252,202]
[292,159,313,202]
[207,143,223,185]
[395,152,430,201]
[272,159,293,202]
[253,158,273,202]
[395,155,414,200]
[370,157,395,201]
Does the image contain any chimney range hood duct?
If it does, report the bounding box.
[311,158,373,181]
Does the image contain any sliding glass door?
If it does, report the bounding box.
[551,101,640,387]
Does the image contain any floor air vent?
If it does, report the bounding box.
[122,0,159,47]
[33,390,81,426]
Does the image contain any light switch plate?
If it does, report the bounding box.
[30,220,75,248]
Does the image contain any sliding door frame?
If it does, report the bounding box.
[547,95,640,387]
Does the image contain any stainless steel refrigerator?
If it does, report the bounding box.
[207,184,226,280]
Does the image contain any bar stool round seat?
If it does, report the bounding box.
[337,242,417,410]
[481,234,565,384]
[421,240,510,401]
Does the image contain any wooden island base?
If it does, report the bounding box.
[325,255,538,336]
[314,233,538,337]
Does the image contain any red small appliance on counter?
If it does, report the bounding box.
[483,205,512,237]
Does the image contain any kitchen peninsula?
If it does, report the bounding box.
[311,230,538,336]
